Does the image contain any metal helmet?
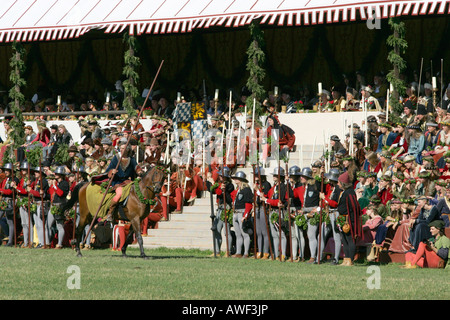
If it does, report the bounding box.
[299,167,313,179]
[271,167,285,176]
[325,168,341,182]
[218,166,231,178]
[253,166,266,176]
[288,165,301,176]
[231,171,248,183]
[54,166,67,175]
[20,161,30,170]
[2,163,13,171]
[32,166,45,174]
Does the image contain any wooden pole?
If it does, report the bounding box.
[39,158,47,248]
[277,160,283,261]
[27,164,32,248]
[417,58,424,114]
[317,171,325,264]
[71,166,79,249]
[11,162,17,247]
[441,59,444,108]
[285,161,293,262]
[252,164,258,259]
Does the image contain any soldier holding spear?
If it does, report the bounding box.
[260,166,288,261]
[28,163,49,248]
[14,161,33,248]
[253,166,273,260]
[0,163,19,247]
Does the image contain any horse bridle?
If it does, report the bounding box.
[143,166,165,195]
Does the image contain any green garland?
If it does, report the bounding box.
[386,18,408,116]
[134,178,156,206]
[122,33,140,118]
[210,182,219,193]
[295,214,307,230]
[54,143,70,165]
[0,200,8,210]
[220,209,233,226]
[16,197,29,208]
[270,211,279,225]
[245,20,266,116]
[25,142,43,167]
[9,41,26,148]
[50,206,61,215]
[309,212,321,225]
[336,215,347,228]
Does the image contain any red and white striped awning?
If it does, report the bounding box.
[0,0,449,42]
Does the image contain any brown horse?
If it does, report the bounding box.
[63,166,166,258]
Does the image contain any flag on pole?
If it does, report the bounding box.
[174,102,192,123]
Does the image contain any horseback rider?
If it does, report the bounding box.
[104,142,142,221]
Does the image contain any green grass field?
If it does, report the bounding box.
[1,246,448,301]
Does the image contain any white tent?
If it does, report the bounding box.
[0,0,448,42]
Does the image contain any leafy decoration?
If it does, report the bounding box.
[8,41,26,148]
[122,33,140,118]
[245,20,266,117]
[386,18,408,116]
[134,177,156,206]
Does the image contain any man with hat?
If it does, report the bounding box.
[408,196,442,253]
[413,99,429,131]
[318,168,343,264]
[46,166,70,249]
[422,119,441,159]
[336,171,362,266]
[0,163,20,246]
[403,219,450,269]
[293,167,321,263]
[287,165,305,261]
[331,85,346,112]
[344,87,359,111]
[101,137,117,161]
[376,122,398,153]
[402,100,416,126]
[144,138,162,167]
[260,167,289,261]
[360,85,381,111]
[88,119,104,141]
[230,171,254,258]
[253,166,272,259]
[28,166,50,248]
[14,161,35,247]
[348,123,365,145]
[206,166,234,256]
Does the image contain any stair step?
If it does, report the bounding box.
[146,229,212,237]
[156,221,211,229]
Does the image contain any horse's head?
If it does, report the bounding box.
[141,165,167,195]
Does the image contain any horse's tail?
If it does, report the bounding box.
[61,181,87,213]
